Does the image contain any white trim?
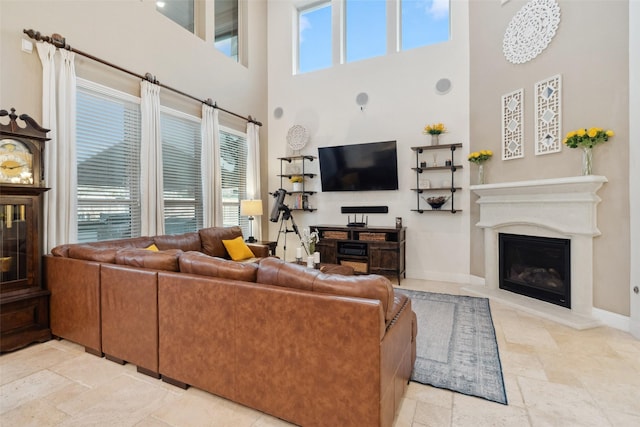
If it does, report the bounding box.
[159,105,201,123]
[76,78,140,104]
[220,124,247,138]
[593,308,630,333]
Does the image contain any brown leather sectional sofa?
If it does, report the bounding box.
[44,226,417,427]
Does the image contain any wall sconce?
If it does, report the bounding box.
[240,199,263,243]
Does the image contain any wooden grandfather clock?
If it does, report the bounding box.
[0,108,51,352]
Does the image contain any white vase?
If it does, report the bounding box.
[292,182,303,192]
[431,134,440,146]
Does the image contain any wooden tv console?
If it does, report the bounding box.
[312,225,406,283]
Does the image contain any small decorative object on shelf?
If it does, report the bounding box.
[290,175,304,191]
[423,122,446,146]
[562,127,614,175]
[468,149,493,184]
[422,195,451,210]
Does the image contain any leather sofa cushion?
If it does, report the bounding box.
[179,251,258,282]
[246,243,270,258]
[51,244,72,257]
[199,226,243,258]
[154,232,202,252]
[256,257,395,321]
[256,257,320,291]
[67,245,119,263]
[114,248,183,271]
[91,236,155,249]
[51,237,155,257]
[311,273,395,322]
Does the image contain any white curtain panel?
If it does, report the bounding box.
[54,49,78,246]
[36,42,59,252]
[201,105,222,227]
[246,122,261,240]
[140,80,165,236]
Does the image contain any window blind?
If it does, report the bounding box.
[219,127,249,235]
[160,109,203,234]
[76,83,142,242]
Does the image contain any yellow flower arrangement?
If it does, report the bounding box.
[289,175,304,183]
[563,127,614,149]
[468,150,493,164]
[423,123,447,135]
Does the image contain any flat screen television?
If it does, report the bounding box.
[318,140,399,192]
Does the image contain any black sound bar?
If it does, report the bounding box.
[341,206,389,214]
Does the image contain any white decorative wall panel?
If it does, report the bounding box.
[535,74,562,155]
[502,88,524,160]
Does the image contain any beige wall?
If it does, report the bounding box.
[469,0,630,315]
[0,0,269,199]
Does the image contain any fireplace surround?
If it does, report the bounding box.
[469,176,607,329]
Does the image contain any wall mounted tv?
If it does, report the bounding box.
[318,140,399,192]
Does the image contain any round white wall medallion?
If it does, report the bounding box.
[286,125,309,151]
[503,0,561,64]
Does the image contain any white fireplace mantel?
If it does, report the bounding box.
[467,175,607,329]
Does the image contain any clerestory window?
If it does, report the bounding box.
[400,0,450,51]
[215,0,240,62]
[298,2,333,74]
[345,0,387,63]
[295,0,450,74]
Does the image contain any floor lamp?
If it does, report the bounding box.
[240,199,263,243]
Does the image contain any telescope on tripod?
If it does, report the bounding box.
[270,189,306,260]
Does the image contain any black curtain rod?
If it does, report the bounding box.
[23,29,262,127]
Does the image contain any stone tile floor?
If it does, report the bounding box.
[1,279,639,426]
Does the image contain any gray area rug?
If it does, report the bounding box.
[396,289,508,405]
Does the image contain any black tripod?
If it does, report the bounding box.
[275,204,307,261]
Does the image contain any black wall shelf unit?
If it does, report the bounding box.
[410,143,463,214]
[277,155,316,212]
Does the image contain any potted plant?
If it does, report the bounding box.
[422,122,447,145]
[563,127,614,175]
[290,175,304,192]
[468,150,493,184]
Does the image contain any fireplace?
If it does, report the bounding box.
[469,176,607,329]
[499,233,570,308]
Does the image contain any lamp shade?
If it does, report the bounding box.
[240,199,263,216]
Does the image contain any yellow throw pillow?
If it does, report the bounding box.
[222,236,255,261]
[145,243,159,252]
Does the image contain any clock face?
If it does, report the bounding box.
[0,139,34,184]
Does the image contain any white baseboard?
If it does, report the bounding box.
[592,307,631,333]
